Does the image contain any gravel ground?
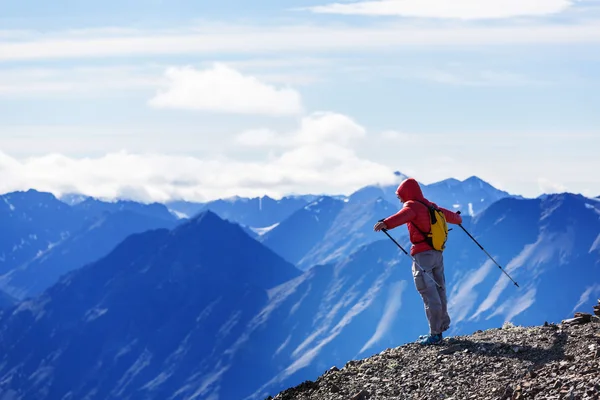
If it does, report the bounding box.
[268,311,600,400]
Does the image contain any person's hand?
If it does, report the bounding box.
[374,221,388,232]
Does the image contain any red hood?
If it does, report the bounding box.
[396,178,425,201]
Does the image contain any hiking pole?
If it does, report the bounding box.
[456,211,519,288]
[380,227,443,289]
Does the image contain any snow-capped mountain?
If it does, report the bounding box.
[261,195,404,270]
[167,195,316,229]
[0,210,179,300]
[0,192,597,400]
[421,176,515,216]
[352,175,513,216]
[0,211,300,400]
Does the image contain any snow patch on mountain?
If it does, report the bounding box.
[251,223,280,236]
[84,307,108,322]
[585,203,600,217]
[274,335,293,358]
[590,234,600,253]
[447,259,495,325]
[572,284,600,313]
[360,280,407,354]
[284,269,391,378]
[169,209,189,219]
[470,230,573,321]
[487,286,537,323]
[3,197,15,211]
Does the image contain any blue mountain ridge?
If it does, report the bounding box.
[0,210,300,400]
[0,209,179,300]
[0,193,597,400]
[167,195,316,228]
[0,189,85,275]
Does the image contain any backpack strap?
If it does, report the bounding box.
[410,199,435,248]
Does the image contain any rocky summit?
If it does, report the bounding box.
[268,306,600,400]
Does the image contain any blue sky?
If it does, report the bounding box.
[1,0,599,202]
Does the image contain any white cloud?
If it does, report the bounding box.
[0,66,162,97]
[307,0,574,19]
[235,112,366,148]
[410,68,550,87]
[148,63,303,115]
[0,113,396,202]
[380,130,414,142]
[538,178,567,193]
[234,129,280,147]
[2,21,600,63]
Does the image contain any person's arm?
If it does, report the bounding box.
[383,205,417,229]
[440,207,462,225]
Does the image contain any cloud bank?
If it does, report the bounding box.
[0,112,396,203]
[308,0,575,19]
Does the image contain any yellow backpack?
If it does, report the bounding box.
[414,200,449,251]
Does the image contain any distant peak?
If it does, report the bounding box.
[190,209,223,224]
[463,176,485,183]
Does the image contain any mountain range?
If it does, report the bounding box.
[167,195,317,229]
[0,211,300,400]
[0,209,179,300]
[0,189,597,399]
[260,196,401,270]
[0,190,180,299]
[164,174,511,235]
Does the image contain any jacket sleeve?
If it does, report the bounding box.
[383,205,416,229]
[440,207,462,225]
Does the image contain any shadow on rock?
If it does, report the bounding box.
[438,329,568,368]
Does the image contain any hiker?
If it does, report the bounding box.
[373,178,462,345]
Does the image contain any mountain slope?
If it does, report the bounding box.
[260,196,346,266]
[442,193,600,336]
[0,210,300,400]
[225,193,600,399]
[73,198,179,223]
[198,195,315,229]
[0,290,16,309]
[0,193,597,400]
[261,196,402,270]
[422,176,514,215]
[0,189,84,275]
[352,175,513,216]
[0,210,179,300]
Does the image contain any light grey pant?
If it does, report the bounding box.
[412,250,450,335]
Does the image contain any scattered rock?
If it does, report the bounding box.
[574,312,592,323]
[562,317,587,325]
[268,316,600,400]
[350,389,369,400]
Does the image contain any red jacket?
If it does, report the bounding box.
[383,178,462,255]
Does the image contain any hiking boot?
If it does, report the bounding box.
[417,333,443,345]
